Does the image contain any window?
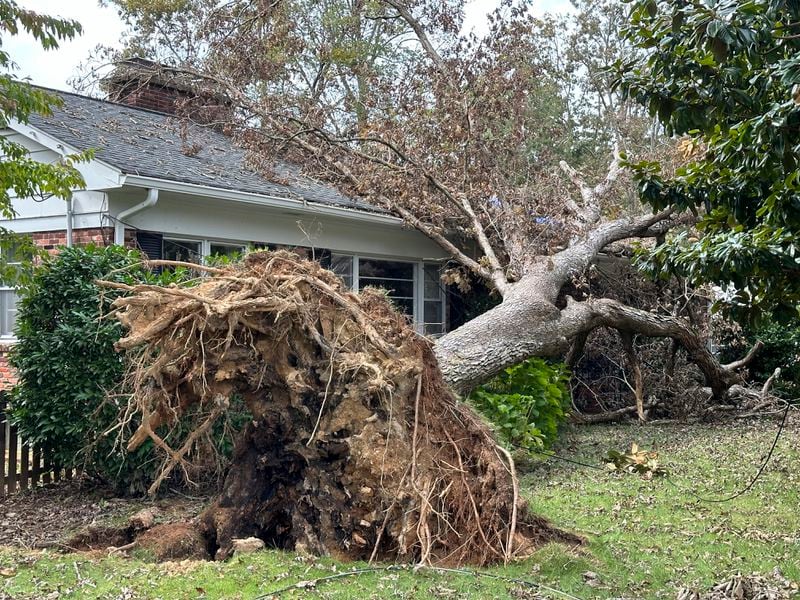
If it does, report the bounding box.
[358,258,415,316]
[0,288,19,338]
[320,254,447,334]
[163,238,202,263]
[422,263,445,336]
[209,243,245,260]
[0,245,25,339]
[327,253,354,289]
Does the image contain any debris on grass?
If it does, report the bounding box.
[605,443,667,479]
[676,568,799,600]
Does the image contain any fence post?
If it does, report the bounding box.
[32,445,41,487]
[0,400,6,497]
[7,424,16,494]
[19,441,29,492]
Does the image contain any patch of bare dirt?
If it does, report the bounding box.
[136,522,210,561]
[0,479,208,551]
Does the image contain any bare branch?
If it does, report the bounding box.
[722,340,764,371]
[559,142,623,225]
[383,0,447,73]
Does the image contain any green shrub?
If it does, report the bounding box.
[468,358,570,450]
[9,245,247,493]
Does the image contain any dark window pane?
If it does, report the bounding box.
[424,264,442,299]
[424,300,443,324]
[359,278,414,298]
[424,323,444,336]
[391,298,415,316]
[136,231,164,261]
[358,258,414,280]
[164,239,201,263]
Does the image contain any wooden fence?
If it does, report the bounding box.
[1,396,72,496]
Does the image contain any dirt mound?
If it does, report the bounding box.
[101,251,578,565]
[66,524,132,551]
[137,523,210,561]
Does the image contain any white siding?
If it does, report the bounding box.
[110,191,449,261]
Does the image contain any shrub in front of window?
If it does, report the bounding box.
[9,245,247,493]
[468,358,570,450]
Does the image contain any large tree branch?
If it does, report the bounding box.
[455,194,509,295]
[383,0,447,73]
[435,291,740,399]
[390,203,496,283]
[723,340,764,371]
[526,208,676,299]
[583,298,741,399]
[559,142,622,226]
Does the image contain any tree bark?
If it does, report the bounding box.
[435,292,742,399]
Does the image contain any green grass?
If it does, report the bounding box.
[1,417,798,599]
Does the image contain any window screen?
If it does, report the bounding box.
[358,258,415,316]
[163,239,202,263]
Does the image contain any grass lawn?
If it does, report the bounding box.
[1,415,798,599]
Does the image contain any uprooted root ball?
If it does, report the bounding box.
[101,251,578,565]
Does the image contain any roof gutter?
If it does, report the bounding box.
[121,175,400,226]
[115,188,158,245]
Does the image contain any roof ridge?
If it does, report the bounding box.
[24,82,180,119]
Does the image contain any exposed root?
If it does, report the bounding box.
[100,251,576,566]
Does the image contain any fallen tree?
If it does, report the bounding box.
[100,253,579,565]
[90,0,765,566]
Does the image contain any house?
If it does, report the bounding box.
[0,67,452,389]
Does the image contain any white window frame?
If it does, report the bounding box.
[0,249,23,342]
[328,253,446,335]
[161,236,247,263]
[0,288,19,341]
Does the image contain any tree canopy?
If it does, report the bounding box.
[617,0,800,321]
[0,0,87,272]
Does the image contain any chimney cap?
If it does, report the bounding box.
[103,57,230,104]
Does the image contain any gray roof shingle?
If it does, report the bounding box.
[27,88,379,213]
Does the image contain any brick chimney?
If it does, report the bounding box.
[103,58,232,125]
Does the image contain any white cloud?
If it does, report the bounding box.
[5,0,124,91]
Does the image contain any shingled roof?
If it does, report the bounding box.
[27,87,379,213]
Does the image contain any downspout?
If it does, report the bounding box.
[114,188,159,246]
[65,197,73,247]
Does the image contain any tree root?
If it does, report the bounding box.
[100,251,579,566]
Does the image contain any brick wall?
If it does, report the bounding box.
[0,343,17,389]
[110,83,232,126]
[114,84,185,114]
[31,227,114,254]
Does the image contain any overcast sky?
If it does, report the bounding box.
[6,0,573,92]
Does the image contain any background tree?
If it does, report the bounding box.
[0,0,87,273]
